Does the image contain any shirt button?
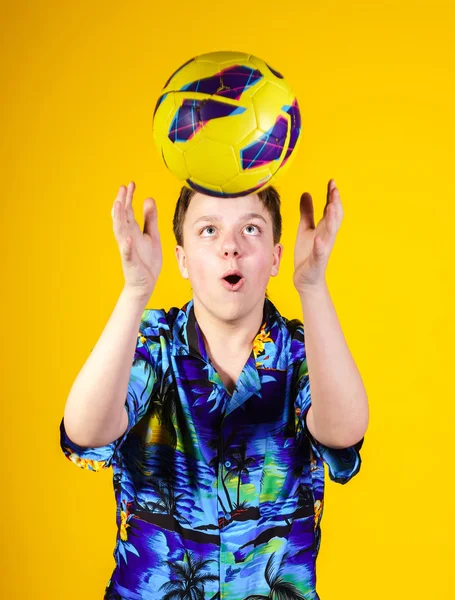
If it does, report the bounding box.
[224,460,231,468]
[224,513,231,521]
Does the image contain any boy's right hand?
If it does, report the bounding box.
[112,181,162,299]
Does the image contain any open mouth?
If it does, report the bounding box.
[221,271,245,291]
[224,274,242,285]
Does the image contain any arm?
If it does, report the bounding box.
[63,181,162,449]
[299,281,369,449]
[63,286,151,448]
[293,179,369,450]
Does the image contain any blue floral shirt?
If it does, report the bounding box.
[60,297,364,600]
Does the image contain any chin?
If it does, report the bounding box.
[217,299,246,317]
[196,287,264,320]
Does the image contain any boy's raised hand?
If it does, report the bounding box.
[112,181,162,298]
[293,179,342,292]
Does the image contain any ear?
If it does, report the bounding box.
[175,245,189,279]
[270,243,284,277]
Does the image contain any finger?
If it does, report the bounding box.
[323,179,336,217]
[112,199,119,221]
[113,185,133,239]
[299,192,315,230]
[143,197,159,238]
[326,203,338,235]
[125,181,135,208]
[124,181,135,223]
[112,186,128,239]
[112,185,125,219]
[332,188,343,228]
[326,203,342,245]
[113,200,126,242]
[121,234,134,262]
[313,234,327,261]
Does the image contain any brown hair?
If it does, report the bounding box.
[172,185,282,248]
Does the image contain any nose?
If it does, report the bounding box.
[221,232,240,257]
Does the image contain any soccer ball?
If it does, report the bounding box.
[152,51,302,197]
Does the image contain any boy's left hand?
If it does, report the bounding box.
[293,179,342,292]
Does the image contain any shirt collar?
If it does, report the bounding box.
[179,296,282,370]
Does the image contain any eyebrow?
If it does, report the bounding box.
[192,212,267,226]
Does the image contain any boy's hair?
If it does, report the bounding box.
[172,185,282,248]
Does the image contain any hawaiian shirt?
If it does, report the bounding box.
[60,297,364,600]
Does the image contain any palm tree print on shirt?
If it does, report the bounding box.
[243,551,309,600]
[134,477,192,526]
[224,439,256,510]
[159,549,219,600]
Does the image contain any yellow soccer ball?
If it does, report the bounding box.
[152,51,302,197]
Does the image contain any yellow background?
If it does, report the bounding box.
[1,1,454,598]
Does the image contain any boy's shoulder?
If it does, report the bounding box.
[269,304,307,364]
[267,300,305,341]
[140,306,177,327]
[259,299,308,368]
[139,302,191,343]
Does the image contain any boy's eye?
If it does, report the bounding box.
[199,223,262,236]
[244,224,261,234]
[200,226,216,236]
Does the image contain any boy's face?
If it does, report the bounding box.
[175,192,283,322]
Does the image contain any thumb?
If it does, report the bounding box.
[143,197,158,236]
[299,192,315,230]
[313,235,325,259]
[121,235,134,261]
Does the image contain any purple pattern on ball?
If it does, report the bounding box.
[281,98,301,166]
[240,116,288,169]
[180,65,263,100]
[169,99,246,143]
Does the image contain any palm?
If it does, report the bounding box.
[293,179,342,290]
[113,181,162,293]
[136,226,163,280]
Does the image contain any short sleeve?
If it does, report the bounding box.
[60,308,163,471]
[293,357,364,485]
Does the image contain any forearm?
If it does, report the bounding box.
[63,286,151,447]
[299,281,369,448]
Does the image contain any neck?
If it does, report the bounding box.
[192,296,265,355]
